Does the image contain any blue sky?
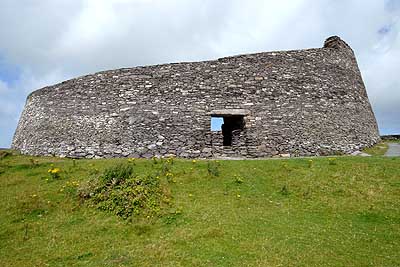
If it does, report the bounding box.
[211,117,224,131]
[0,0,400,147]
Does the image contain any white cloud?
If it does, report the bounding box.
[0,0,399,146]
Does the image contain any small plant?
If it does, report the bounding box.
[127,158,136,165]
[234,174,244,184]
[280,185,290,196]
[160,161,172,177]
[207,160,220,177]
[163,208,183,225]
[48,166,61,179]
[29,158,39,167]
[89,167,100,176]
[60,180,80,196]
[328,158,337,165]
[308,159,314,168]
[302,187,312,199]
[164,172,176,183]
[282,162,290,171]
[166,156,174,165]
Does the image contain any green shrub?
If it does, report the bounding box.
[79,163,171,219]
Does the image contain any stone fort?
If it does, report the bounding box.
[12,36,380,158]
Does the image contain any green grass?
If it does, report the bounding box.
[1,152,400,266]
[362,142,389,156]
[385,139,400,143]
[363,140,400,156]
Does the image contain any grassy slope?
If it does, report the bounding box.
[0,154,399,267]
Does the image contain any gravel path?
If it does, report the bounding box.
[385,143,400,157]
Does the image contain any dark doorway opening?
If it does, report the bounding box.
[221,116,245,146]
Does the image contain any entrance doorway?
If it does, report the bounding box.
[209,109,249,147]
[210,115,245,146]
[221,116,244,146]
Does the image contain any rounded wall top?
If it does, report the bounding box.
[324,36,353,51]
[25,36,354,101]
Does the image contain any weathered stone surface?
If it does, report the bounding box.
[209,109,250,116]
[351,151,371,157]
[12,36,380,158]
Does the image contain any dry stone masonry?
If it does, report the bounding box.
[12,36,380,158]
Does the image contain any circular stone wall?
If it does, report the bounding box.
[12,36,380,158]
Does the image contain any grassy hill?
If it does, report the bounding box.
[0,151,399,266]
